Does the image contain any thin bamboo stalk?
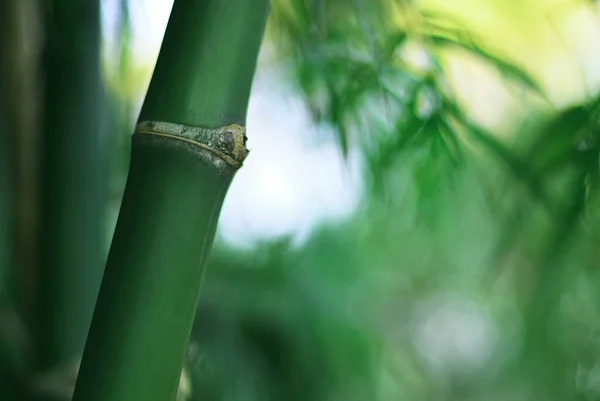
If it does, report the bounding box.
[72,1,270,400]
[0,0,14,307]
[0,31,20,401]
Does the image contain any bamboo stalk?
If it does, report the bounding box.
[0,28,19,401]
[0,0,14,306]
[0,0,42,327]
[0,2,40,399]
[36,0,106,372]
[72,1,270,400]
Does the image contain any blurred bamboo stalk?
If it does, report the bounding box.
[0,0,42,325]
[72,1,270,400]
[0,12,19,398]
[0,0,16,309]
[0,0,42,399]
[36,0,107,378]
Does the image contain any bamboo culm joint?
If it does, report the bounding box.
[135,120,250,169]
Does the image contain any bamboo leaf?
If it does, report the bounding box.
[445,102,554,210]
[527,105,592,174]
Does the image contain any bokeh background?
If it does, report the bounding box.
[2,0,600,400]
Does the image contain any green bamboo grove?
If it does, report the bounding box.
[72,0,270,400]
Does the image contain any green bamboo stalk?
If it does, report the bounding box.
[1,1,40,399]
[0,0,14,308]
[72,1,270,400]
[36,0,106,373]
[0,32,18,401]
[0,0,42,326]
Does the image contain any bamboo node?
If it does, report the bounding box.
[134,120,249,168]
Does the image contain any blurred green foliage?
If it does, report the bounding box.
[184,1,600,400]
[2,0,600,400]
